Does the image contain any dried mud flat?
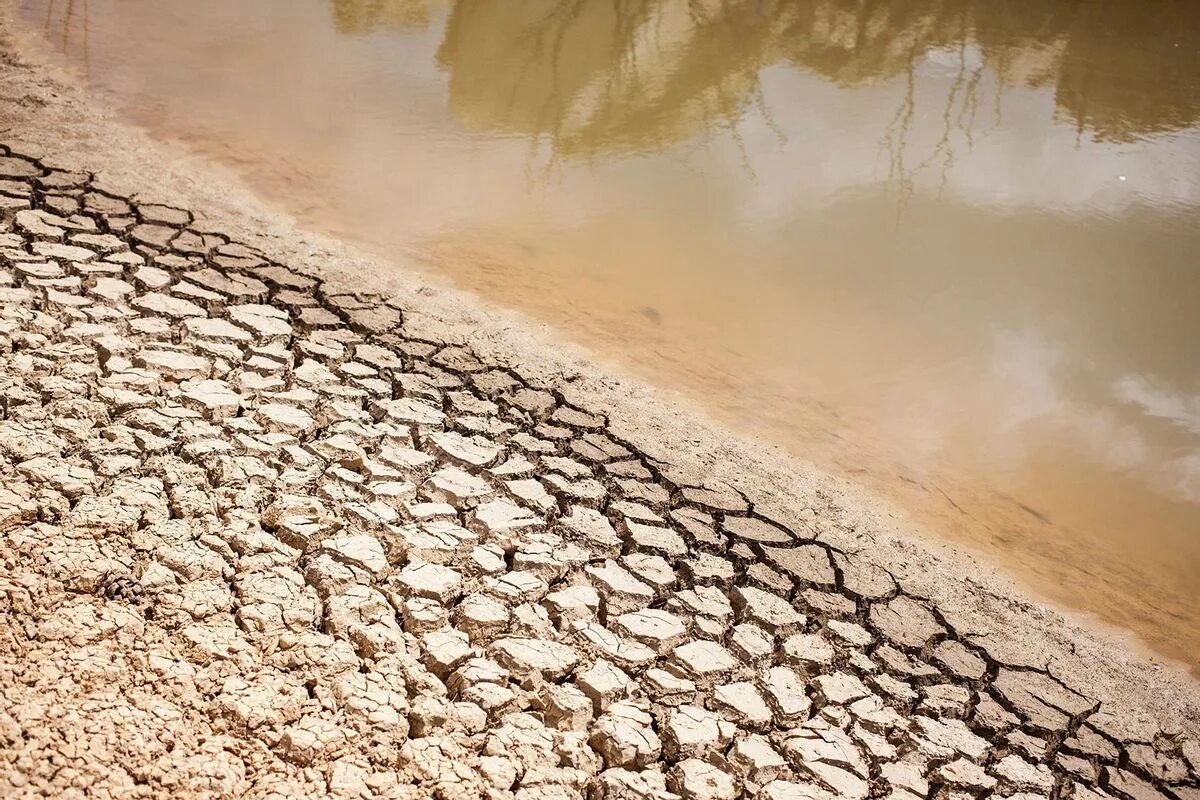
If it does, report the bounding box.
[2,13,1200,800]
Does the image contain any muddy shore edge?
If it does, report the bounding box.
[1,6,1198,799]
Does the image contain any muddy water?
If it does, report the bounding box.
[18,0,1200,666]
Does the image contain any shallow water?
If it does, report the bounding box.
[18,0,1200,666]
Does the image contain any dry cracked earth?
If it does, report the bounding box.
[0,143,1197,800]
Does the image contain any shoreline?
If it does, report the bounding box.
[2,5,1199,798]
[9,0,1200,673]
[11,0,1200,672]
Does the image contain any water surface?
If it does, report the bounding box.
[20,0,1200,666]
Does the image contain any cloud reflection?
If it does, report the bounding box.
[988,332,1200,504]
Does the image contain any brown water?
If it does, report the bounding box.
[17,0,1200,666]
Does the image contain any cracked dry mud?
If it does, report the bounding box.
[0,144,1197,800]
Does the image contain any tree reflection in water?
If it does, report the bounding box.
[330,0,449,33]
[330,0,1200,177]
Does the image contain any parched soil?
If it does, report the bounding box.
[1,144,1199,800]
